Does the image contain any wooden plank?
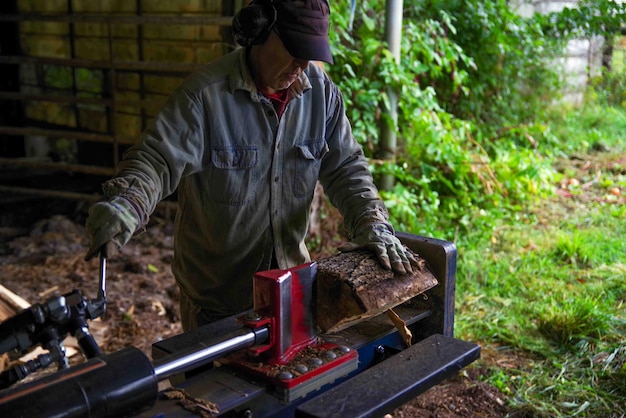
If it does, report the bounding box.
[0,285,31,373]
[0,285,30,321]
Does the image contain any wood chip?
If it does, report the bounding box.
[387,309,413,347]
[38,285,59,299]
[161,387,220,417]
[151,300,166,316]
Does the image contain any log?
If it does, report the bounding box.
[316,248,438,333]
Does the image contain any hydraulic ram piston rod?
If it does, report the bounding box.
[153,326,270,381]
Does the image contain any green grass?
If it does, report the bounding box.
[544,102,626,154]
[613,46,625,73]
[454,99,626,416]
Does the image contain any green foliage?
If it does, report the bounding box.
[43,65,73,90]
[590,69,626,109]
[325,5,626,410]
[538,0,626,39]
[43,65,103,96]
[329,0,563,239]
[406,0,563,130]
[328,1,455,154]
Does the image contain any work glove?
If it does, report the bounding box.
[84,196,142,261]
[338,223,417,275]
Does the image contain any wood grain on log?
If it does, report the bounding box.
[316,249,438,333]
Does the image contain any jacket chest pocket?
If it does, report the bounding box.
[209,146,258,206]
[294,140,328,198]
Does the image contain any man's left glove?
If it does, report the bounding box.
[338,223,417,275]
[84,196,142,261]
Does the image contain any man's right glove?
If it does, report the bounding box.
[85,196,142,261]
[338,223,417,275]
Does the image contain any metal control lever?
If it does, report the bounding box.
[97,252,107,312]
[87,243,113,319]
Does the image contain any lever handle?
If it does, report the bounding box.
[98,253,106,305]
[96,241,115,309]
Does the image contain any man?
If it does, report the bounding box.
[85,0,415,331]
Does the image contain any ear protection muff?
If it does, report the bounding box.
[232,0,278,47]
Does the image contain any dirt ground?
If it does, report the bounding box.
[0,206,510,417]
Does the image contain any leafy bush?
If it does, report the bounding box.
[326,0,626,239]
[590,69,626,108]
[328,0,560,237]
[405,0,564,131]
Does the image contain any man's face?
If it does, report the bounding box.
[252,30,309,94]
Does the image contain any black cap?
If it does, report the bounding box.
[275,0,333,64]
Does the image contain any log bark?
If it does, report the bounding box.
[316,248,438,333]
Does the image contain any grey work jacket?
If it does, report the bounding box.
[104,48,389,315]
